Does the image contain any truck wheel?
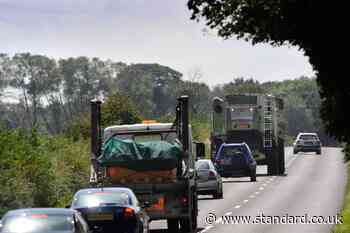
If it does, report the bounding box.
[180,218,191,233]
[167,219,179,233]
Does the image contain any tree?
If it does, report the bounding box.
[10,53,60,129]
[187,1,348,142]
[222,78,265,95]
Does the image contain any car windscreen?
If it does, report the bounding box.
[73,191,132,208]
[195,161,210,170]
[299,135,318,140]
[108,132,177,144]
[1,214,73,233]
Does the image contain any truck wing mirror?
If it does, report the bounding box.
[196,143,205,159]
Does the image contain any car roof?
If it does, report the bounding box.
[4,208,75,217]
[196,159,212,163]
[298,132,318,136]
[221,143,248,147]
[74,187,134,196]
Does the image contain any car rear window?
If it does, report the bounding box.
[220,146,248,158]
[299,135,318,140]
[73,191,131,207]
[195,161,210,170]
[2,214,73,233]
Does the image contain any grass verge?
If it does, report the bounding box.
[333,162,350,233]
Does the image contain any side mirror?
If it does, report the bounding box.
[196,143,205,159]
[142,201,151,209]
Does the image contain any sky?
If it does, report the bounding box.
[0,0,315,87]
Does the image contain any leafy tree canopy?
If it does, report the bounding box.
[187,0,348,142]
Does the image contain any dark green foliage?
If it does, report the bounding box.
[187,0,347,146]
[0,128,89,217]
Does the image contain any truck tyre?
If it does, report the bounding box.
[180,218,191,233]
[167,219,179,233]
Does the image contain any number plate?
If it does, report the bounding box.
[87,213,114,221]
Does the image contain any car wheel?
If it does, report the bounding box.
[250,175,257,182]
[214,184,223,199]
[293,149,297,154]
[316,150,321,155]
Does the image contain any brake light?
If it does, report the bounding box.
[208,171,216,180]
[180,196,188,206]
[123,207,134,218]
[30,214,48,219]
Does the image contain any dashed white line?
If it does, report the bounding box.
[200,225,214,233]
[259,187,264,190]
[249,195,255,198]
[255,191,260,195]
[243,199,249,203]
[234,205,241,209]
[225,212,233,215]
[263,183,268,186]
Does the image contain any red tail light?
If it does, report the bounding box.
[208,171,216,180]
[180,196,188,206]
[123,207,134,218]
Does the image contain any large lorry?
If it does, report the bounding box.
[211,94,285,175]
[89,96,203,233]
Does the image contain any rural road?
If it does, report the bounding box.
[150,147,347,233]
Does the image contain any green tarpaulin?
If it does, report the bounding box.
[98,138,182,171]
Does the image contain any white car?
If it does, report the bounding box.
[293,132,322,154]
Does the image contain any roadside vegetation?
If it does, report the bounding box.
[333,161,350,233]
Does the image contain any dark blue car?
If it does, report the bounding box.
[70,187,149,233]
[214,143,257,182]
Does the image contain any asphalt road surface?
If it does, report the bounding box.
[150,147,347,233]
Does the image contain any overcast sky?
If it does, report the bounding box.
[0,0,315,87]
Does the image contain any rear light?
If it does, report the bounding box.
[180,196,188,206]
[30,214,48,219]
[123,207,134,218]
[208,171,216,180]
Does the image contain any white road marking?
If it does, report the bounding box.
[200,225,214,233]
[243,199,249,203]
[259,187,264,190]
[263,183,267,186]
[255,191,260,195]
[225,212,233,215]
[234,205,241,209]
[249,195,255,198]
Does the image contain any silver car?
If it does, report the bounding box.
[195,159,223,199]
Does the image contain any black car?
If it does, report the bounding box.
[214,142,257,182]
[0,208,89,233]
[293,132,322,154]
[70,187,149,233]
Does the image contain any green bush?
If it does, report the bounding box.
[0,128,90,217]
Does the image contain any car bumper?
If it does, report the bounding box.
[294,145,321,152]
[197,180,218,193]
[217,169,253,178]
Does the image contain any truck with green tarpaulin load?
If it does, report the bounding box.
[89,96,204,233]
